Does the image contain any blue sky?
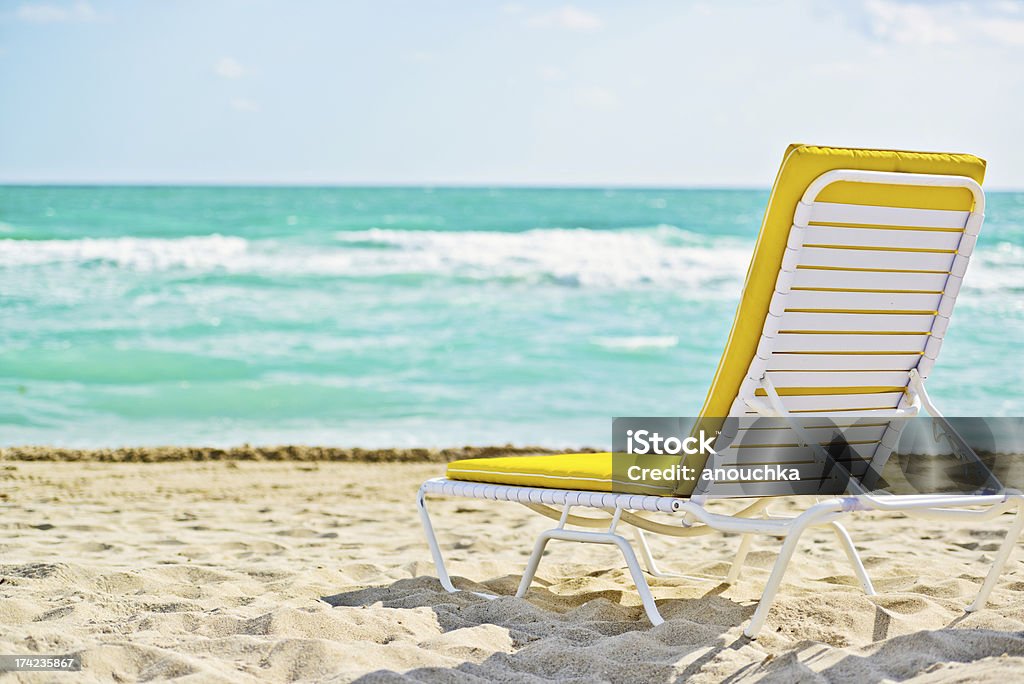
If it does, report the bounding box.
[1,0,1023,187]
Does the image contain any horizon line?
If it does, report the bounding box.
[4,181,1024,192]
[0,180,769,191]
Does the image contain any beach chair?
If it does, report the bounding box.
[416,145,1024,638]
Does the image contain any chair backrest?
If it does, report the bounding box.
[683,145,986,497]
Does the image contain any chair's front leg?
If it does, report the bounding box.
[610,534,665,626]
[417,484,457,593]
[515,530,554,598]
[517,527,666,626]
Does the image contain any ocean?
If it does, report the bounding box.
[2,186,1022,449]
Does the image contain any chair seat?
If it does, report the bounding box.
[446,452,682,495]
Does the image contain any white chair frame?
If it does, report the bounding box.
[416,169,1024,638]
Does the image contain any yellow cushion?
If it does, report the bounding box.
[686,144,985,494]
[697,146,986,417]
[446,452,683,495]
[447,145,987,497]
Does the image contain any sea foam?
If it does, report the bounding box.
[2,227,1020,297]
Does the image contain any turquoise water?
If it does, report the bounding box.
[2,186,1023,448]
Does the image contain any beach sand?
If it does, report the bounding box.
[1,455,1023,682]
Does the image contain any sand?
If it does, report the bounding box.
[1,457,1023,682]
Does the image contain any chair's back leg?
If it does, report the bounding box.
[634,528,667,577]
[829,521,875,595]
[725,534,755,584]
[967,495,1024,611]
[744,501,844,638]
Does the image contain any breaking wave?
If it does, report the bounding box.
[1,226,1021,295]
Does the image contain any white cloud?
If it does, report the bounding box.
[572,86,619,110]
[230,97,259,113]
[538,65,566,82]
[992,0,1024,14]
[809,60,864,77]
[692,2,713,17]
[861,0,1024,47]
[215,57,246,79]
[527,5,603,31]
[976,17,1024,45]
[17,1,96,23]
[863,0,957,45]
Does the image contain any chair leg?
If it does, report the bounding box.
[634,528,664,576]
[967,497,1024,612]
[515,530,554,598]
[744,503,841,639]
[830,521,875,596]
[417,485,457,593]
[725,534,754,584]
[633,528,721,582]
[517,527,665,626]
[612,533,665,626]
[744,533,804,638]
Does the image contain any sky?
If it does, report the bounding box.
[1,0,1023,188]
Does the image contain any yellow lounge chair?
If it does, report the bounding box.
[417,145,1024,638]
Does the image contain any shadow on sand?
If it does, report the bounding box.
[323,575,1024,683]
